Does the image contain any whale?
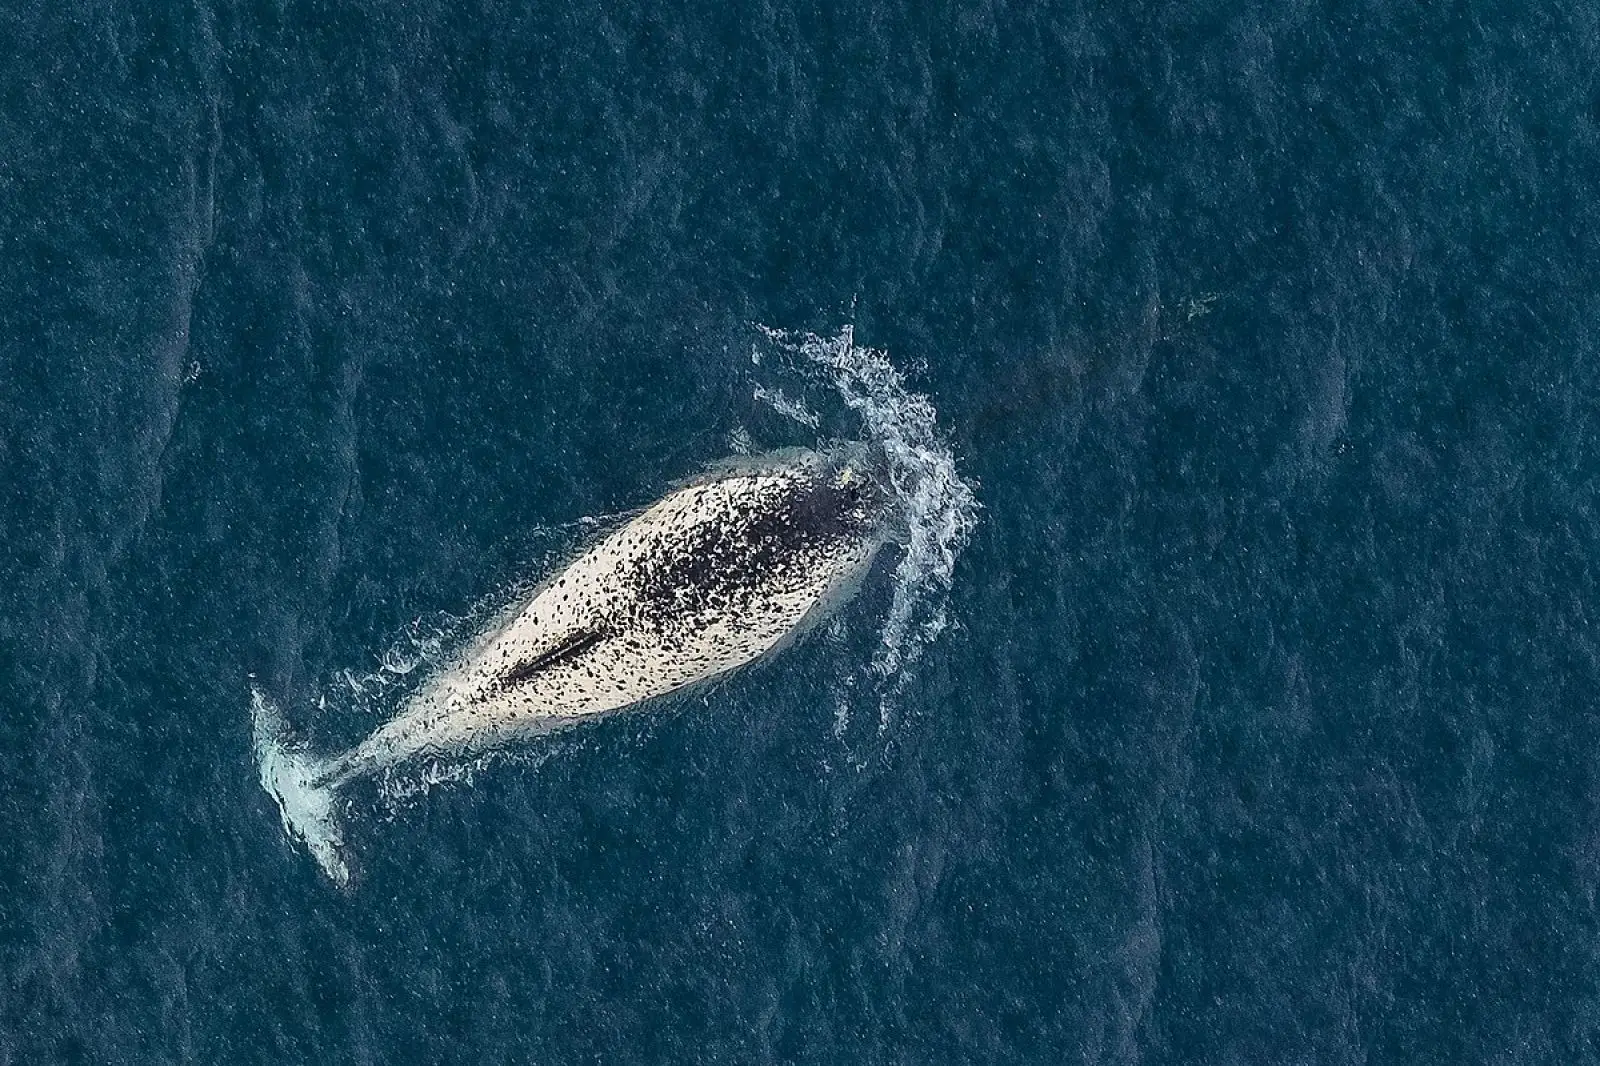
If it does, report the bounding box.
[253,446,890,885]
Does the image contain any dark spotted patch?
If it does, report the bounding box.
[625,469,879,628]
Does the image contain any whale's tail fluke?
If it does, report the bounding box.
[251,686,354,888]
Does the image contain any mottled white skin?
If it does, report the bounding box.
[317,450,884,789]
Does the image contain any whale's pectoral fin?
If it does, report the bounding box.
[251,686,355,888]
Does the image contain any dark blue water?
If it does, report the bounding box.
[4,2,1598,1062]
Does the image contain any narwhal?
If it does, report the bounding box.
[253,447,890,885]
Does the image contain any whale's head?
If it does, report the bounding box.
[788,446,891,545]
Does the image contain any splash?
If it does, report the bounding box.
[752,383,821,428]
[755,325,979,728]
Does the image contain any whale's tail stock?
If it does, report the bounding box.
[250,686,354,888]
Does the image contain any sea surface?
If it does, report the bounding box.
[3,2,1598,1063]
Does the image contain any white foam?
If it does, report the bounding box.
[753,383,822,428]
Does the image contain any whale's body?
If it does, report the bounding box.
[255,448,888,885]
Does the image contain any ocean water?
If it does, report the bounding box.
[2,1,1597,1062]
